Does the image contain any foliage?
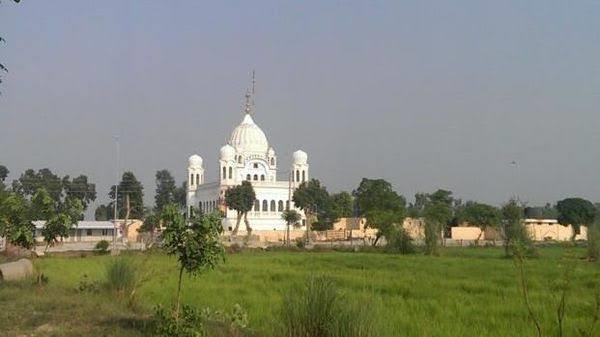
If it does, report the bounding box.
[500,199,534,257]
[94,204,111,221]
[0,164,8,183]
[384,226,415,254]
[109,171,145,219]
[282,209,301,227]
[293,179,332,231]
[174,181,188,211]
[556,197,596,241]
[106,258,137,294]
[32,188,84,250]
[140,212,160,233]
[161,204,225,318]
[153,304,206,337]
[422,190,454,255]
[155,169,177,213]
[524,203,558,219]
[406,192,428,218]
[588,205,600,262]
[279,275,375,337]
[0,192,34,249]
[11,168,96,211]
[225,181,256,235]
[77,273,100,293]
[295,237,306,249]
[353,178,406,244]
[330,191,354,219]
[95,240,110,254]
[458,201,501,242]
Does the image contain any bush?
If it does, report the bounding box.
[280,275,375,337]
[295,237,305,249]
[384,227,414,254]
[153,305,205,337]
[95,240,110,254]
[105,258,136,294]
[588,222,600,262]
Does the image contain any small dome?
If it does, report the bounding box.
[188,154,203,168]
[293,150,308,164]
[220,144,235,160]
[268,146,275,156]
[229,114,269,154]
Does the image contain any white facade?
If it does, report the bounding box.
[186,90,309,232]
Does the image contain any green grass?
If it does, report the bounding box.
[1,246,598,336]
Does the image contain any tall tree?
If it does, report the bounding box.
[154,169,177,213]
[94,204,111,221]
[108,171,144,219]
[500,199,529,257]
[281,209,301,245]
[353,178,406,245]
[173,181,187,210]
[422,189,454,255]
[0,165,8,183]
[330,191,354,219]
[0,192,34,249]
[293,179,331,240]
[224,181,255,235]
[407,192,428,218]
[161,205,225,320]
[62,175,97,210]
[556,197,596,241]
[458,201,501,242]
[32,188,83,251]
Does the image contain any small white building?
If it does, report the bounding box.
[33,220,119,243]
[186,85,309,233]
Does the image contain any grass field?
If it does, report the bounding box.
[1,246,599,336]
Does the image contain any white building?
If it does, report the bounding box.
[186,87,309,233]
[33,220,118,243]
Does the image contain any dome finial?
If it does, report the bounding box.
[243,70,256,115]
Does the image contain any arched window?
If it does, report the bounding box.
[228,167,233,179]
[302,170,306,182]
[238,156,242,164]
[253,174,258,181]
[270,200,276,212]
[270,158,275,165]
[278,200,284,212]
[260,175,265,181]
[196,174,200,185]
[296,170,300,182]
[262,200,268,212]
[222,167,226,179]
[190,173,194,186]
[286,200,290,210]
[254,199,260,211]
[246,174,251,181]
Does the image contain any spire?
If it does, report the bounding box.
[243,70,256,115]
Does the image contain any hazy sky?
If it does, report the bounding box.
[1,1,599,217]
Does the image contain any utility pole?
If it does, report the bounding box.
[112,135,120,255]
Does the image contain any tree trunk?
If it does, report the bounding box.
[372,233,381,247]
[232,211,242,236]
[244,212,252,237]
[123,194,131,243]
[175,266,184,321]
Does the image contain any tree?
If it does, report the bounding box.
[161,205,225,320]
[173,181,187,211]
[588,204,600,262]
[154,170,177,213]
[31,188,84,251]
[94,204,111,221]
[458,201,501,242]
[11,168,96,211]
[407,192,428,218]
[109,171,144,219]
[0,165,8,183]
[422,189,454,255]
[0,192,34,249]
[353,178,406,246]
[293,179,331,242]
[556,198,596,241]
[330,191,354,219]
[500,199,529,257]
[281,209,301,245]
[224,181,256,236]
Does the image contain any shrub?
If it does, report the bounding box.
[153,305,205,337]
[588,221,600,262]
[78,273,99,293]
[280,275,375,337]
[384,226,414,254]
[105,258,136,294]
[295,237,305,249]
[95,240,110,254]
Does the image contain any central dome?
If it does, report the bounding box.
[229,113,269,153]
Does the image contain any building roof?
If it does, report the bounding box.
[34,221,116,229]
[229,113,269,154]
